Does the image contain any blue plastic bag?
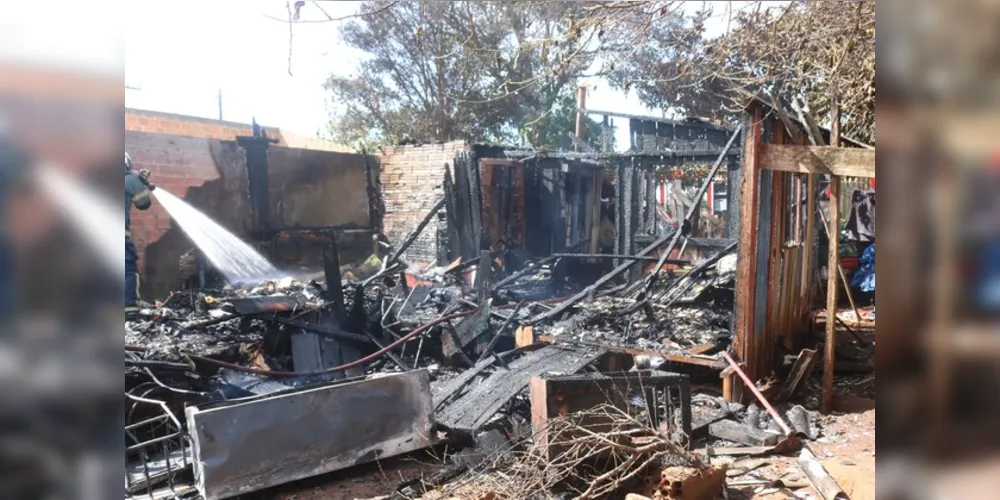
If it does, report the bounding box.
[852,244,875,293]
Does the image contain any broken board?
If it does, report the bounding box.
[436,345,604,433]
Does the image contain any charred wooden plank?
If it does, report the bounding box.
[760,144,875,178]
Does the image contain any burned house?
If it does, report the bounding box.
[381,113,740,275]
[123,99,874,499]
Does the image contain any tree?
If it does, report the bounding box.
[597,1,876,143]
[325,1,604,148]
[519,86,605,151]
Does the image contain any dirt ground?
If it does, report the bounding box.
[248,390,875,500]
[255,338,876,500]
[256,404,875,500]
[725,405,875,500]
[257,449,447,500]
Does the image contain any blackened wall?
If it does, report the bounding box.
[267,148,377,230]
[127,130,378,300]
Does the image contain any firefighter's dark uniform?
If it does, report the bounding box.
[0,139,27,323]
[125,165,151,315]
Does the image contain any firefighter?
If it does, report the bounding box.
[125,152,153,319]
[0,135,27,324]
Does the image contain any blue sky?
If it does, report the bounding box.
[124,1,758,147]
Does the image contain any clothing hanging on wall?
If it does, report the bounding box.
[845,188,875,243]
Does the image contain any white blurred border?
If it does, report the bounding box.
[0,0,123,76]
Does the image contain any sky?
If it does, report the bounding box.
[124,1,757,146]
[0,1,122,74]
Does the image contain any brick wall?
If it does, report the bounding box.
[124,108,353,276]
[125,115,373,298]
[378,140,468,264]
[126,108,280,142]
[125,108,352,152]
[125,132,230,271]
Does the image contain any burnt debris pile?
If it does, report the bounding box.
[123,231,756,499]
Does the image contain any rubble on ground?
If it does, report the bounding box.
[123,233,872,500]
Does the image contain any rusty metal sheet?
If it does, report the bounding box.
[186,370,436,499]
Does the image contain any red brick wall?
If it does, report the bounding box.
[124,109,275,278]
[125,110,262,271]
[378,140,468,264]
[125,108,283,143]
[125,108,352,152]
[125,131,225,273]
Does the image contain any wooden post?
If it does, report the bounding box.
[930,162,958,448]
[802,174,816,293]
[728,106,764,403]
[793,175,802,243]
[822,175,841,414]
[821,97,841,415]
[575,86,587,153]
[589,173,603,256]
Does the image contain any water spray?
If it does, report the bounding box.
[150,188,278,284]
[36,165,125,277]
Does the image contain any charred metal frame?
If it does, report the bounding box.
[529,370,693,452]
[125,390,193,498]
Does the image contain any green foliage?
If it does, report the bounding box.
[325,1,601,147]
[602,1,875,143]
[517,87,605,150]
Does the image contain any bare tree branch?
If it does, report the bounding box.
[264,0,402,23]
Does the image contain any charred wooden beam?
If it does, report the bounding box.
[760,144,875,178]
[729,109,764,404]
[324,235,345,323]
[553,253,689,264]
[441,301,493,361]
[361,148,383,233]
[273,316,373,345]
[475,250,492,303]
